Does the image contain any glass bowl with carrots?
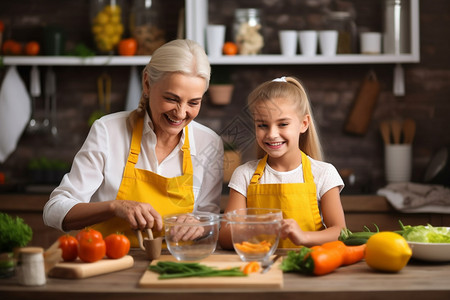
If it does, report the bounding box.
[164,212,220,261]
[225,208,282,262]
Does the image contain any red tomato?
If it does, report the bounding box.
[2,39,22,55]
[25,41,40,56]
[104,233,130,259]
[58,235,79,262]
[76,228,103,242]
[118,38,137,56]
[78,237,106,263]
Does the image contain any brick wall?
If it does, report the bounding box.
[0,0,449,194]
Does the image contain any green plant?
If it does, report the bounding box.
[0,213,32,253]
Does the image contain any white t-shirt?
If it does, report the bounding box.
[43,111,224,231]
[228,156,344,204]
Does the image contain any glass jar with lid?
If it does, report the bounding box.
[326,11,357,54]
[90,0,125,54]
[129,0,167,55]
[233,8,264,55]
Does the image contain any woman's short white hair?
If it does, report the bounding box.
[145,39,211,90]
[130,39,211,123]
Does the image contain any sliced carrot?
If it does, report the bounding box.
[234,240,272,254]
[241,261,261,274]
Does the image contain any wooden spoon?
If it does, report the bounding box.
[379,121,391,144]
[136,229,162,261]
[402,118,416,144]
[390,119,402,144]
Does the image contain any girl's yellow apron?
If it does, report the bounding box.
[92,116,194,247]
[247,152,323,248]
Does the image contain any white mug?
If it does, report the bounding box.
[298,30,318,56]
[360,32,382,54]
[279,30,298,56]
[206,25,226,57]
[319,30,338,56]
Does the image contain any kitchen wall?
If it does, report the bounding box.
[0,0,449,194]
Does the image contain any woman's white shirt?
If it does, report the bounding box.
[43,111,223,231]
[228,156,344,202]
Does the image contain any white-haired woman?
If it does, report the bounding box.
[44,39,223,246]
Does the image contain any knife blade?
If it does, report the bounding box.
[261,254,281,274]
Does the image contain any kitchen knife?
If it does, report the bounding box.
[261,254,281,274]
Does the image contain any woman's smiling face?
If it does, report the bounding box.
[148,72,206,137]
[253,97,309,160]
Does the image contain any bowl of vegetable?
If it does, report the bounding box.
[402,225,450,262]
[225,208,282,262]
[164,212,220,261]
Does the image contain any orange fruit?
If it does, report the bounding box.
[25,41,40,56]
[223,42,238,55]
[118,38,137,56]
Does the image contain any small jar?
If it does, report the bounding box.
[326,11,356,54]
[17,247,46,286]
[90,0,125,54]
[129,0,167,55]
[233,8,264,55]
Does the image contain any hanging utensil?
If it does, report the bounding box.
[45,67,58,139]
[88,72,111,126]
[27,65,41,133]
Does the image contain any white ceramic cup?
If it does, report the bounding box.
[206,25,226,57]
[298,30,318,56]
[279,30,298,56]
[319,30,338,56]
[360,32,382,54]
[385,144,412,183]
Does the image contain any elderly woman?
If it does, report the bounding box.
[43,39,223,246]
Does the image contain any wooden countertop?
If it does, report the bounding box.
[1,249,450,300]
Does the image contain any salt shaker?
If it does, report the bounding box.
[17,247,46,286]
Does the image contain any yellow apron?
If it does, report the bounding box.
[247,152,323,248]
[92,116,195,247]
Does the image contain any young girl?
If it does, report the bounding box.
[219,76,346,249]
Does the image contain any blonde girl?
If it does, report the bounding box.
[219,76,345,249]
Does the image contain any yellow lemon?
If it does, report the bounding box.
[94,12,109,25]
[365,231,412,272]
[103,24,115,36]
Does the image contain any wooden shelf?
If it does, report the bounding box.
[2,55,152,66]
[1,53,420,66]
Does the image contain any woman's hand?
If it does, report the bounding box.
[112,200,163,231]
[169,214,205,242]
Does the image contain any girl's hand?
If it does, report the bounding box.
[169,214,205,242]
[281,218,306,245]
[112,200,163,231]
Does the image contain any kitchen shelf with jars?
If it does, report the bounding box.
[2,0,419,67]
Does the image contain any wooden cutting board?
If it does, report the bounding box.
[48,255,134,279]
[139,255,283,289]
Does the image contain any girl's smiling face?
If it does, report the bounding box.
[147,72,206,138]
[253,98,309,163]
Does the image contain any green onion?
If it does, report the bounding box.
[149,261,247,279]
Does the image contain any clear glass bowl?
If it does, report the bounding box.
[164,212,220,261]
[225,208,282,262]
